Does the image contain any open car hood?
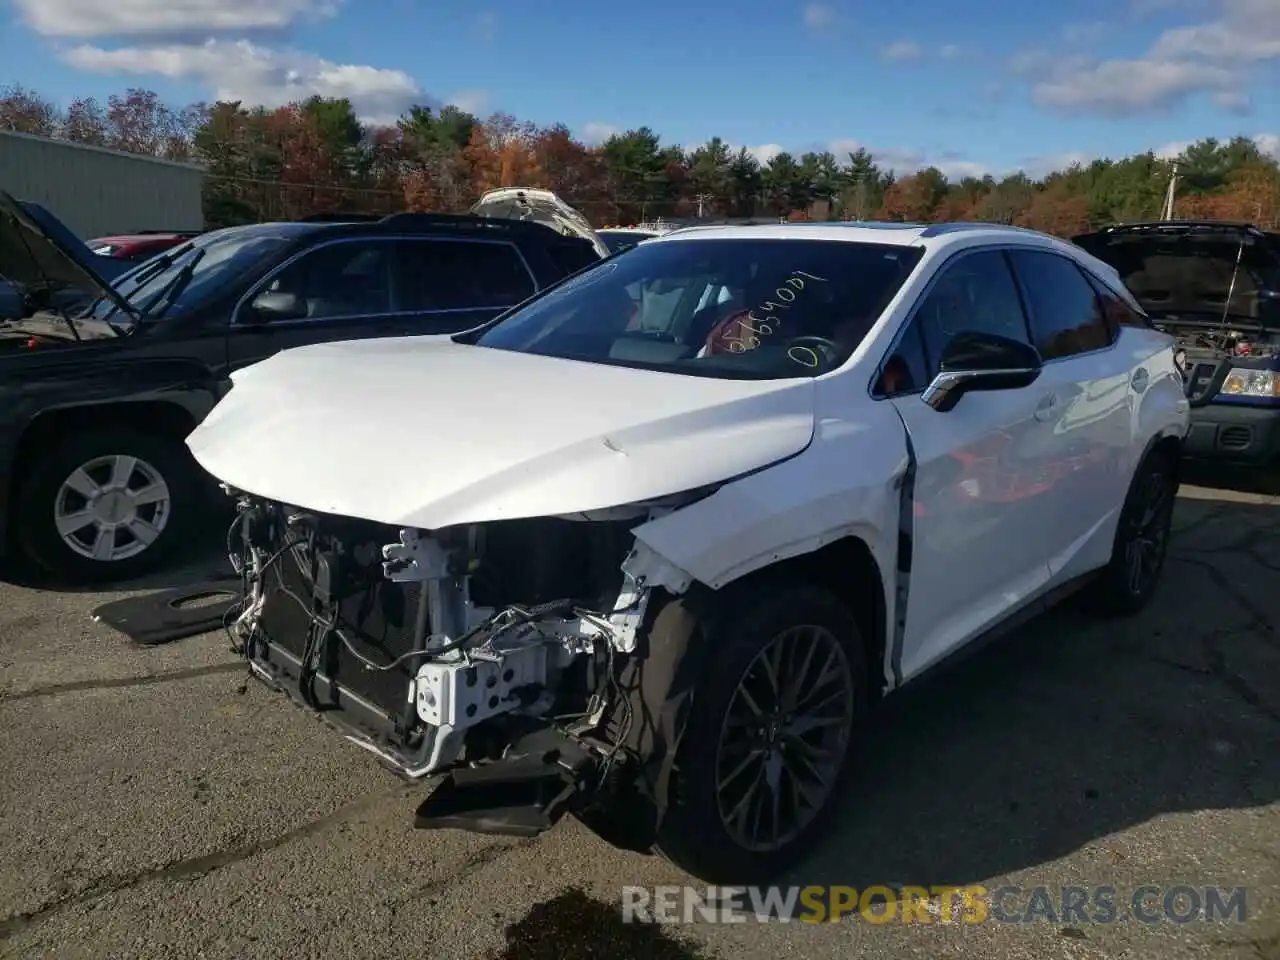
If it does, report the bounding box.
[0,190,136,316]
[471,187,611,259]
[1073,221,1280,329]
[186,336,815,530]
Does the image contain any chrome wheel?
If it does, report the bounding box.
[53,454,172,562]
[714,624,856,853]
[1122,464,1173,596]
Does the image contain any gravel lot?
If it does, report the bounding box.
[1,474,1278,960]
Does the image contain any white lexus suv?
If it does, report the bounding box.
[188,221,1190,884]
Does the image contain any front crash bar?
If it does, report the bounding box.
[413,727,600,839]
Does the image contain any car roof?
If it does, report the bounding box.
[648,220,1127,292]
[651,220,1071,252]
[195,213,591,248]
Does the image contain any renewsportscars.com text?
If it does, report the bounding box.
[621,884,1249,925]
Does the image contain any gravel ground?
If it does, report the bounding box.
[0,475,1277,960]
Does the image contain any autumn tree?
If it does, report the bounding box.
[5,81,1279,235]
[0,84,57,136]
[62,97,108,145]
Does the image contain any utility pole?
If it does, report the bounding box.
[1162,159,1180,221]
[693,192,714,218]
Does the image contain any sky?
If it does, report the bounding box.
[0,0,1277,180]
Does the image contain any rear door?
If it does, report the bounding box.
[1005,248,1136,579]
[884,248,1056,679]
[390,236,539,335]
[226,237,400,369]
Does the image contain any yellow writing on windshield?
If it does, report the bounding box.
[719,270,830,354]
[787,345,821,367]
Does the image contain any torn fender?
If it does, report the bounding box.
[631,408,909,595]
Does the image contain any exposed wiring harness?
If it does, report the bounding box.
[223,500,639,784]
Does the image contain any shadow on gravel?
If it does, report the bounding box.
[488,887,709,960]
[788,469,1280,894]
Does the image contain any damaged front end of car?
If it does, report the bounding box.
[223,486,704,845]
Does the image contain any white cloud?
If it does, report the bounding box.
[746,143,785,164]
[581,122,620,144]
[880,40,922,62]
[448,90,490,115]
[802,3,835,28]
[1018,0,1280,116]
[1213,89,1253,113]
[1150,0,1280,62]
[1018,151,1094,177]
[1032,58,1237,115]
[1154,139,1193,159]
[60,39,425,126]
[939,43,964,59]
[1256,133,1280,161]
[829,138,988,179]
[15,0,339,39]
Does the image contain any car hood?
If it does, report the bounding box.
[0,190,136,316]
[471,187,611,259]
[186,337,816,529]
[1073,222,1280,328]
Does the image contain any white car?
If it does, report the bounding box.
[187,221,1189,884]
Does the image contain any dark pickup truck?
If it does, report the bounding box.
[1074,220,1280,465]
[0,191,603,582]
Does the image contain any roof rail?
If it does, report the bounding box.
[918,221,1040,238]
[379,211,556,234]
[296,212,386,223]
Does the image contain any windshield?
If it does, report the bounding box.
[83,228,292,325]
[472,237,924,379]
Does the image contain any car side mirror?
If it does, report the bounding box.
[921,330,1042,412]
[243,290,306,323]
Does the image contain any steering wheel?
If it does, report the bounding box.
[783,336,842,370]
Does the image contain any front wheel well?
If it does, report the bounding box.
[11,401,197,490]
[1151,434,1183,478]
[712,537,888,702]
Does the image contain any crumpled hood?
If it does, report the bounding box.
[186,337,816,529]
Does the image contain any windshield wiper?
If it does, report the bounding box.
[137,248,205,320]
[95,243,195,325]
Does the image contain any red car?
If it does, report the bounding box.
[87,230,201,263]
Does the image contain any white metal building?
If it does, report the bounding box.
[0,130,205,239]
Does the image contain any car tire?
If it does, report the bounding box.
[15,425,201,584]
[1079,447,1178,618]
[656,582,869,885]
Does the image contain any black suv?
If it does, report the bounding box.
[1074,220,1280,465]
[0,193,602,582]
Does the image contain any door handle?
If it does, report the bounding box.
[1131,367,1149,393]
[1034,394,1058,421]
